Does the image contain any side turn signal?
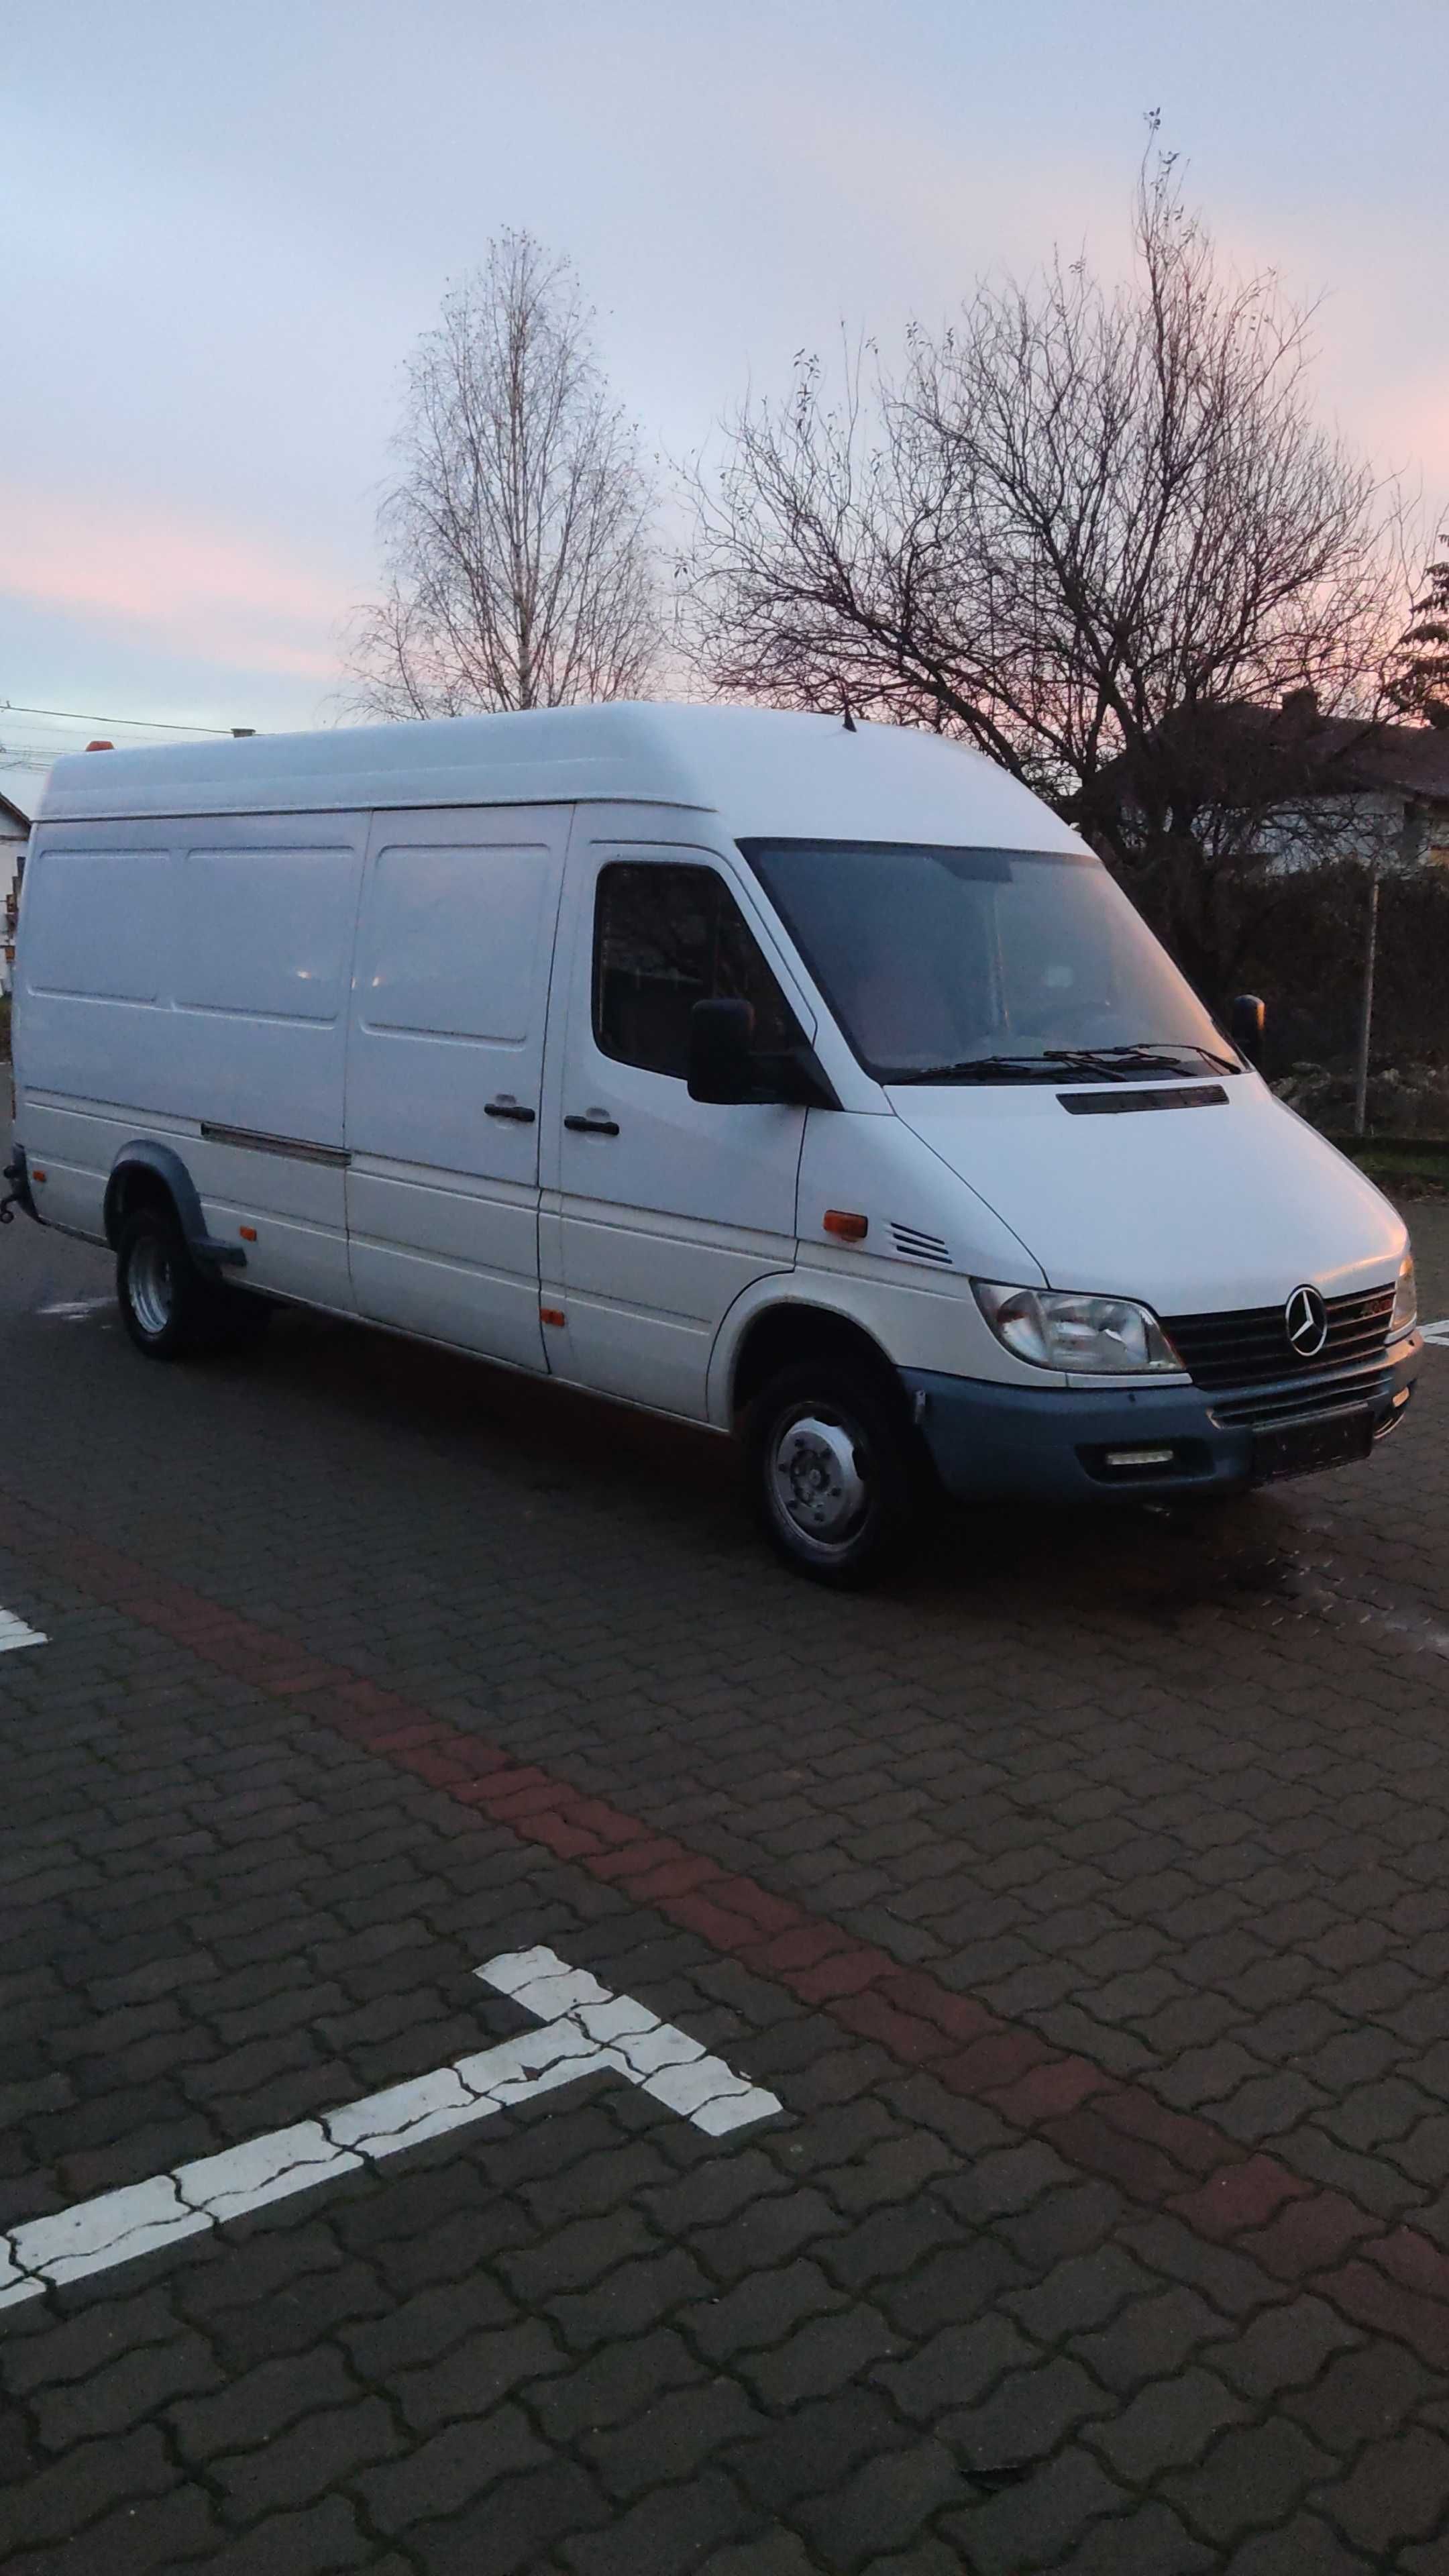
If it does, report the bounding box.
[822,1209,868,1243]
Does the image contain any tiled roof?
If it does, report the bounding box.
[1095,700,1449,811]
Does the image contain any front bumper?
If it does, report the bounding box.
[902,1335,1422,1505]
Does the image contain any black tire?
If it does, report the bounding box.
[116,1205,266,1360]
[745,1358,924,1588]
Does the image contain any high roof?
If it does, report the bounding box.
[34,701,1081,855]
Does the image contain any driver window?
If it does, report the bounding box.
[594,862,799,1077]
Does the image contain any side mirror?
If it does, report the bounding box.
[1230,994,1266,1069]
[688,998,756,1103]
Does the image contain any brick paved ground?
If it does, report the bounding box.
[0,1202,1447,2572]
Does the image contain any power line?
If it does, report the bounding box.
[0,701,240,737]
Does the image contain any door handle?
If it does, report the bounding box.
[485,1097,537,1123]
[564,1112,621,1136]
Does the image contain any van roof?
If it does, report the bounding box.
[35,700,1082,852]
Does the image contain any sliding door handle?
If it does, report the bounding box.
[485,1098,537,1123]
[564,1112,621,1136]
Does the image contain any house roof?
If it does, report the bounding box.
[1095,698,1449,815]
[0,790,29,833]
[1249,705,1449,803]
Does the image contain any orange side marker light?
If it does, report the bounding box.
[239,1226,258,1242]
[822,1209,868,1242]
[540,1306,566,1328]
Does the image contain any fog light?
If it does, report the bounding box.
[1104,1446,1175,1468]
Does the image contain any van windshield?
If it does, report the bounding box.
[741,839,1238,1085]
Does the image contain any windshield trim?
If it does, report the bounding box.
[737,836,1234,1087]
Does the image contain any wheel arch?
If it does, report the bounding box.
[718,1290,908,1430]
[103,1144,245,1270]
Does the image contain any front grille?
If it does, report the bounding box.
[1163,1286,1395,1391]
[1212,1367,1391,1428]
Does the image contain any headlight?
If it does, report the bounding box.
[1391,1253,1417,1338]
[973,1280,1184,1374]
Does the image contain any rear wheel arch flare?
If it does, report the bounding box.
[103,1142,207,1252]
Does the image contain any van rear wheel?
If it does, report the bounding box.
[117,1205,263,1360]
[746,1360,923,1587]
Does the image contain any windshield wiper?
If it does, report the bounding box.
[887,1052,1133,1085]
[1073,1042,1240,1075]
[886,1042,1238,1085]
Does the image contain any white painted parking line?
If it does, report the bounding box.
[1420,1318,1449,1347]
[37,1297,113,1321]
[0,1609,46,1656]
[0,1944,781,2309]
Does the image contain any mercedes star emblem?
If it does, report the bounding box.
[1285,1283,1329,1358]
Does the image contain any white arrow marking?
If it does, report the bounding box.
[1419,1318,1449,1347]
[38,1297,114,1321]
[0,1945,781,2311]
[0,1608,46,1655]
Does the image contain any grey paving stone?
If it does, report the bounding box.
[794,2438,969,2569]
[586,2376,767,2502]
[1055,2501,1216,2574]
[1220,2516,1379,2573]
[1071,2285,1226,2394]
[1165,2421,1338,2546]
[743,2303,900,2406]
[197,2496,374,2575]
[170,2346,360,2463]
[943,2445,1129,2576]
[415,2461,611,2575]
[730,2389,911,2512]
[529,2328,707,2443]
[1005,2245,1156,2343]
[214,2395,403,2520]
[559,2470,754,2575]
[357,2406,549,2532]
[682,2258,843,2363]
[394,2316,570,2435]
[1087,2367,1249,2483]
[1287,2342,1438,2455]
[33,2330,223,2449]
[1313,2427,1449,2555]
[1208,2298,1362,2402]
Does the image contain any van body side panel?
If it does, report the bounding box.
[16,816,365,1302]
[343,806,566,1370]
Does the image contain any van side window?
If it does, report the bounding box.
[594,863,800,1077]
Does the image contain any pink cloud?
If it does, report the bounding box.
[0,485,355,680]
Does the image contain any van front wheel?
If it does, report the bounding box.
[746,1360,923,1587]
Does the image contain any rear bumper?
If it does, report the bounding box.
[902,1336,1422,1505]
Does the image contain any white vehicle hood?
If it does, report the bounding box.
[888,1077,1406,1314]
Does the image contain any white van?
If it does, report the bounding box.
[5,704,1420,1582]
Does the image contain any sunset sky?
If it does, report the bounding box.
[6,0,1448,806]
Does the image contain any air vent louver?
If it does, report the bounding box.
[890,1222,953,1266]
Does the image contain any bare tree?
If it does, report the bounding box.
[682,143,1409,998]
[347,233,659,716]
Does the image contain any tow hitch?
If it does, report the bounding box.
[0,1150,36,1226]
